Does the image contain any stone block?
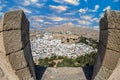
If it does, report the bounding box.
[107,11,120,29]
[0,32,6,53]
[98,66,112,80]
[23,42,36,78]
[92,55,102,80]
[99,17,108,30]
[0,10,29,32]
[8,49,28,70]
[94,75,106,80]
[3,30,29,54]
[100,29,120,52]
[100,11,120,30]
[15,67,33,80]
[0,67,4,78]
[97,43,106,62]
[108,62,120,80]
[0,10,36,80]
[102,49,120,70]
[93,10,120,80]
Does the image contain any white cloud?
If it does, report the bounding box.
[34,19,44,22]
[22,0,38,6]
[38,15,66,21]
[0,12,3,16]
[35,3,44,7]
[89,5,99,12]
[81,15,99,23]
[49,16,66,21]
[53,0,62,3]
[18,6,32,13]
[31,0,38,3]
[0,6,3,10]
[64,0,80,6]
[78,8,88,13]
[95,5,99,10]
[49,5,67,12]
[113,0,119,2]
[23,1,30,6]
[103,6,111,11]
[17,0,44,8]
[53,0,80,6]
[42,15,67,21]
[79,5,99,13]
[64,12,76,15]
[78,15,99,28]
[99,13,104,18]
[78,20,91,25]
[93,17,99,23]
[44,22,52,24]
[63,22,74,25]
[0,4,6,11]
[31,16,44,22]
[32,23,42,29]
[84,0,87,2]
[81,15,92,21]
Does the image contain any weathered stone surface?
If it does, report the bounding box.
[108,60,120,80]
[100,29,120,52]
[3,30,29,54]
[0,10,29,31]
[0,10,36,80]
[92,10,120,80]
[100,10,120,30]
[41,67,87,80]
[8,49,28,70]
[98,66,112,80]
[94,76,104,80]
[98,43,106,62]
[0,67,4,77]
[15,67,33,80]
[92,43,105,79]
[0,32,5,53]
[102,49,120,70]
[0,51,19,80]
[24,42,36,79]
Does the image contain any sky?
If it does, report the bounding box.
[0,0,120,30]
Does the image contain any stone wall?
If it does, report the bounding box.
[0,10,36,80]
[92,10,120,80]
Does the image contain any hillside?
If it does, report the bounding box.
[43,23,99,40]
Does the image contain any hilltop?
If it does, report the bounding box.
[43,23,99,40]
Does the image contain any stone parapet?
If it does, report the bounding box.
[92,10,120,80]
[0,10,36,80]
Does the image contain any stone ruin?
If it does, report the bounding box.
[0,10,120,80]
[92,10,120,80]
[0,10,36,80]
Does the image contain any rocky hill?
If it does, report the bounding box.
[43,23,99,40]
[30,23,99,41]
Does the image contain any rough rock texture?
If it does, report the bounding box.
[40,67,87,80]
[92,10,120,80]
[0,10,36,80]
[108,59,120,80]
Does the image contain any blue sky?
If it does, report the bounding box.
[0,0,120,30]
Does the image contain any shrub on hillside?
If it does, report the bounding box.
[38,51,97,67]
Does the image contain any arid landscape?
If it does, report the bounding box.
[0,0,120,80]
[30,23,99,40]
